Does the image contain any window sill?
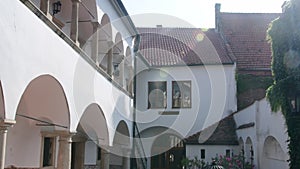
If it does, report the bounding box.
[159,111,179,115]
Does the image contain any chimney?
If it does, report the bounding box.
[281,1,287,13]
[215,3,221,32]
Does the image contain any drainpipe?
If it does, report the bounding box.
[131,34,140,169]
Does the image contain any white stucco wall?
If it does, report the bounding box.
[135,64,236,157]
[186,145,239,164]
[136,64,236,137]
[96,0,136,47]
[234,99,289,169]
[0,0,135,166]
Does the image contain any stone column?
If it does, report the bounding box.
[70,0,81,46]
[119,58,124,87]
[122,149,131,169]
[101,148,110,169]
[57,131,73,169]
[40,0,52,19]
[0,120,15,169]
[91,22,99,64]
[107,48,113,76]
[128,67,134,94]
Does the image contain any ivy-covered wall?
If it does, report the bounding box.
[236,74,273,110]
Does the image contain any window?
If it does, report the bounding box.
[42,137,55,167]
[172,81,191,108]
[226,149,231,157]
[97,147,101,161]
[148,81,167,108]
[201,149,205,159]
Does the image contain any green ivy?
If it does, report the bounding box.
[236,74,273,109]
[267,0,300,168]
[236,74,273,94]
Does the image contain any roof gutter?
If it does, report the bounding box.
[111,0,139,36]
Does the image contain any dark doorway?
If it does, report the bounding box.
[151,141,185,169]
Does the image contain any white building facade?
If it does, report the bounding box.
[0,0,140,168]
[135,27,237,169]
[234,99,289,169]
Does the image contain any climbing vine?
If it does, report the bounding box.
[267,0,300,168]
[236,74,273,109]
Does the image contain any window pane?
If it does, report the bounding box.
[43,137,54,167]
[172,81,191,108]
[148,81,167,108]
[201,149,205,159]
[226,149,231,157]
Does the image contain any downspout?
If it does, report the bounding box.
[131,34,140,169]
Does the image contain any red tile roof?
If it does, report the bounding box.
[219,13,280,73]
[137,28,234,66]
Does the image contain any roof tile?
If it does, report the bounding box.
[137,28,234,66]
[219,13,280,71]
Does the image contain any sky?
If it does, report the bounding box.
[122,0,286,28]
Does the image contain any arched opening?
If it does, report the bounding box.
[6,75,70,168]
[73,103,109,169]
[238,137,244,155]
[99,14,113,73]
[112,32,125,85]
[263,136,286,160]
[0,81,5,119]
[261,136,288,169]
[151,133,184,169]
[77,0,98,46]
[38,0,98,45]
[110,120,130,169]
[137,127,184,169]
[245,137,253,164]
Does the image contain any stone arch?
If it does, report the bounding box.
[109,120,131,169]
[79,103,109,146]
[0,81,5,119]
[113,120,130,147]
[139,126,184,157]
[17,74,70,129]
[245,137,253,163]
[70,103,109,169]
[6,75,70,167]
[238,137,244,155]
[142,127,184,169]
[263,136,286,160]
[261,136,288,169]
[151,130,184,156]
[99,14,113,71]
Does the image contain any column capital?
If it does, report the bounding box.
[56,130,76,141]
[91,22,100,28]
[71,0,82,3]
[72,133,88,142]
[0,119,15,130]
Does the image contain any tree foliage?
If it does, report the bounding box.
[267,0,300,168]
